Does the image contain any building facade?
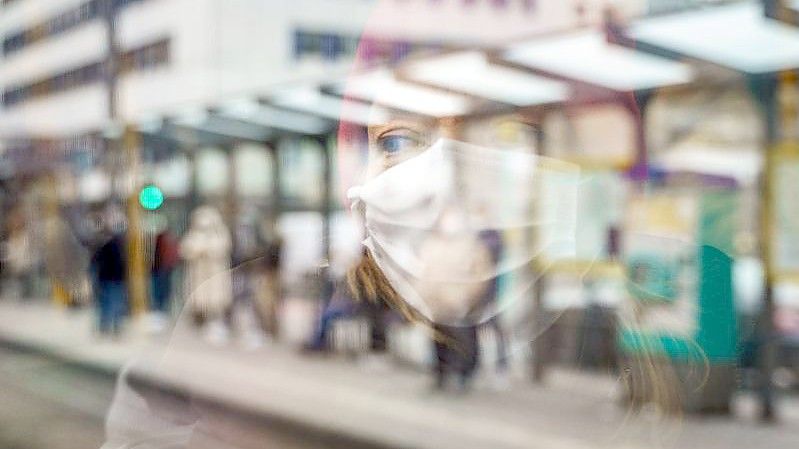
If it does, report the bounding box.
[0,0,650,142]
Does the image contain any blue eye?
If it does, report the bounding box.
[377,133,423,155]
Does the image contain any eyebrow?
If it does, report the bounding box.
[369,119,426,136]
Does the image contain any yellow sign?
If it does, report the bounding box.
[775,142,799,279]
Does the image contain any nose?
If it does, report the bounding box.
[436,208,468,235]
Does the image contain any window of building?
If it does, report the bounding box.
[2,0,149,57]
[292,30,439,65]
[2,39,170,108]
[118,39,170,74]
[2,1,101,56]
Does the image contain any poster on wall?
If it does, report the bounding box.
[621,192,698,337]
[775,144,799,274]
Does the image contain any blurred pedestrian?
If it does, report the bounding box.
[304,278,357,352]
[44,210,90,308]
[4,207,36,300]
[91,209,128,336]
[477,229,510,388]
[254,230,283,338]
[432,324,479,392]
[151,216,179,316]
[180,206,233,344]
[304,269,395,363]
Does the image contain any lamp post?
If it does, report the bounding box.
[103,0,148,315]
[124,125,149,315]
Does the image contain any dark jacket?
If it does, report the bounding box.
[92,234,127,282]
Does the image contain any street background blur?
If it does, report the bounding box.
[1,0,799,448]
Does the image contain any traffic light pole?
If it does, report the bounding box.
[104,0,148,315]
[103,0,119,122]
[124,126,149,315]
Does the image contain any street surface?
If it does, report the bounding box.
[0,347,111,449]
[0,302,797,449]
[0,346,360,449]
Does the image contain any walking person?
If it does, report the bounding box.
[151,220,179,315]
[91,211,128,337]
[304,277,358,352]
[180,206,233,344]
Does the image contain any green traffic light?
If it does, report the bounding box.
[139,185,164,210]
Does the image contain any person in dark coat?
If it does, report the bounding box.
[92,214,128,336]
[151,226,179,315]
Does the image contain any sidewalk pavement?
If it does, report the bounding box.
[0,300,797,449]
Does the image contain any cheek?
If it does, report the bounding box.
[365,146,387,178]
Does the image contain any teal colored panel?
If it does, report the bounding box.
[696,191,738,362]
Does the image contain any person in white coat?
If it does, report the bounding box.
[180,206,233,342]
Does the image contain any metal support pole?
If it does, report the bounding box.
[185,146,200,217]
[226,144,240,261]
[42,173,63,306]
[317,135,333,273]
[269,141,283,225]
[265,139,283,338]
[102,0,123,201]
[531,276,549,383]
[104,1,146,315]
[630,90,654,184]
[754,0,799,422]
[749,73,780,422]
[124,126,148,316]
[102,0,119,121]
[531,120,549,384]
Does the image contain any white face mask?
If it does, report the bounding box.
[348,138,580,326]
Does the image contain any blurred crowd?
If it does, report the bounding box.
[0,197,523,393]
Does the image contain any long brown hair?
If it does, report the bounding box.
[347,250,418,321]
[347,251,467,351]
